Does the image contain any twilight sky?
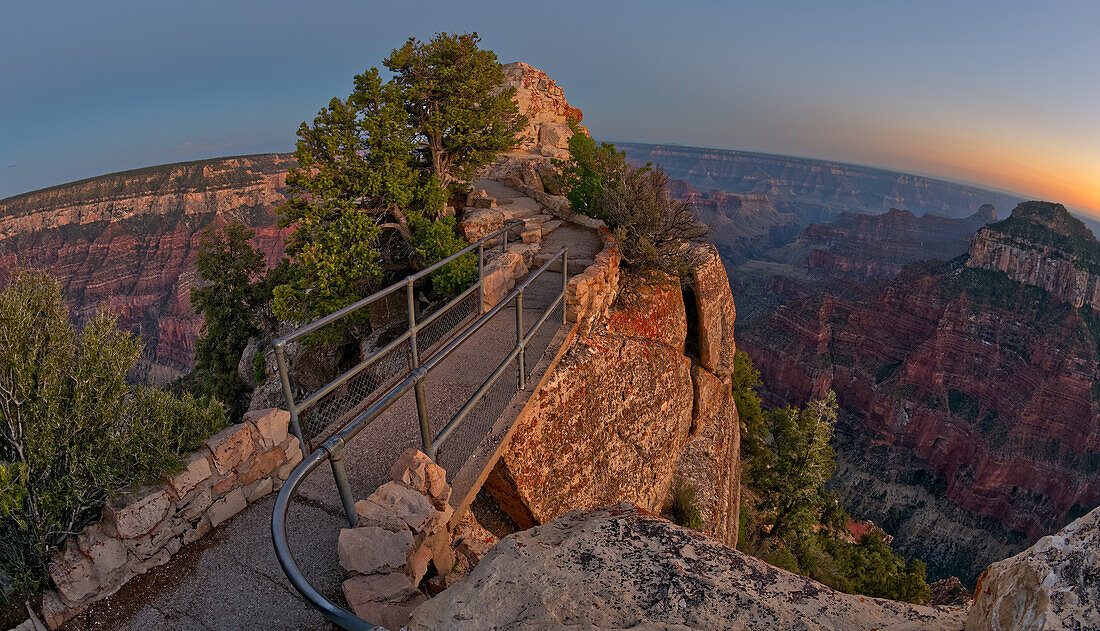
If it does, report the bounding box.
[2,1,1098,216]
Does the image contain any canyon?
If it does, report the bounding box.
[739,202,1100,584]
[0,154,292,383]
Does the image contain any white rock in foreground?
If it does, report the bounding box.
[408,503,966,631]
[968,506,1100,631]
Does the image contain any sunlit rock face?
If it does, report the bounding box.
[0,154,292,382]
[740,203,1100,585]
[486,244,741,548]
[967,201,1100,310]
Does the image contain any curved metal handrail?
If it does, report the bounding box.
[271,247,569,630]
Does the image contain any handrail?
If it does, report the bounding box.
[275,220,522,345]
[271,246,569,630]
[274,219,525,453]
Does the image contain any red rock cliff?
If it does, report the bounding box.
[0,154,293,382]
[485,244,741,547]
[740,253,1100,583]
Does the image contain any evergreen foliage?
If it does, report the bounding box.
[732,350,931,604]
[190,222,268,419]
[556,125,709,278]
[274,33,520,332]
[0,271,226,599]
[385,32,526,187]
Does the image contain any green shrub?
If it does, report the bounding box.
[668,481,703,530]
[252,351,268,385]
[0,270,227,600]
[556,125,709,278]
[734,351,931,604]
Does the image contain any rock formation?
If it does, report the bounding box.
[967,201,1100,310]
[967,506,1100,631]
[0,154,292,382]
[408,504,967,631]
[770,205,997,277]
[484,243,741,547]
[501,61,585,159]
[740,205,1100,583]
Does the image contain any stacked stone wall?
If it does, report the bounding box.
[40,409,302,628]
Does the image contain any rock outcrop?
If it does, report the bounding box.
[408,503,967,631]
[0,154,292,382]
[501,62,585,159]
[967,506,1100,631]
[967,201,1100,310]
[484,243,741,547]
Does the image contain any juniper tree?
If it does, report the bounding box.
[274,34,522,329]
[191,221,268,418]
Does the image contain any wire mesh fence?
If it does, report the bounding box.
[416,289,479,358]
[299,338,412,451]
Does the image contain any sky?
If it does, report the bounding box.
[2,0,1098,217]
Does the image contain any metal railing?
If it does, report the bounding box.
[274,220,524,454]
[271,237,570,630]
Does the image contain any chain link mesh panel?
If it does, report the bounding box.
[435,294,566,474]
[299,339,411,451]
[416,290,479,358]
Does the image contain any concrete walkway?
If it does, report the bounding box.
[70,188,602,631]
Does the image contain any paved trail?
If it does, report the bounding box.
[72,187,601,631]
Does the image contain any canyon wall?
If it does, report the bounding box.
[771,205,997,278]
[0,154,292,382]
[740,206,1100,583]
[966,201,1100,310]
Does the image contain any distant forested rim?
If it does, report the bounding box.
[0,153,294,220]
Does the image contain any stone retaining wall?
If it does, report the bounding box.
[41,409,302,629]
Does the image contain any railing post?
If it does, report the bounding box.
[415,378,435,460]
[274,341,307,450]
[328,448,359,528]
[407,278,419,368]
[502,226,508,255]
[516,289,525,389]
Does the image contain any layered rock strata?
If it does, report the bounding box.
[967,201,1100,310]
[741,223,1100,582]
[0,154,292,382]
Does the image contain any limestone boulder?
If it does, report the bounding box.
[967,506,1100,631]
[48,539,99,604]
[338,526,413,577]
[166,451,212,501]
[408,504,966,631]
[488,282,694,526]
[343,573,426,631]
[245,408,290,449]
[204,424,255,475]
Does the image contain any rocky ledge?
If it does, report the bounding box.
[408,503,967,631]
